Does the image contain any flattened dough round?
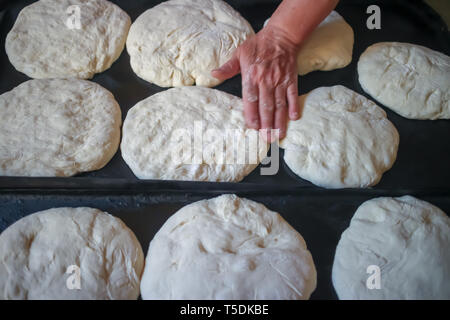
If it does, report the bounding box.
[121,87,268,182]
[126,0,254,87]
[0,207,144,300]
[279,86,399,188]
[332,196,450,300]
[0,79,122,177]
[6,0,131,79]
[358,42,450,119]
[264,11,354,75]
[140,194,317,300]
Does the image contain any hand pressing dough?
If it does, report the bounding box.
[140,194,317,300]
[358,42,450,119]
[279,86,399,188]
[0,79,121,177]
[332,196,450,300]
[264,11,354,75]
[0,207,144,300]
[126,0,254,87]
[5,0,130,79]
[121,87,268,182]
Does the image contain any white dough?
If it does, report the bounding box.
[279,86,399,188]
[126,0,254,87]
[332,196,450,300]
[121,87,268,182]
[0,207,144,300]
[140,194,317,300]
[264,11,354,75]
[6,0,131,79]
[0,79,122,177]
[358,42,450,119]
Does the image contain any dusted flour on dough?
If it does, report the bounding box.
[126,0,254,87]
[121,87,268,182]
[279,86,399,188]
[358,42,450,119]
[0,79,121,177]
[265,11,354,75]
[0,207,144,300]
[140,194,317,300]
[6,0,131,79]
[332,196,450,300]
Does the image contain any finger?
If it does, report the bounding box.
[211,54,240,81]
[274,86,288,140]
[259,84,275,141]
[287,76,299,120]
[242,70,260,129]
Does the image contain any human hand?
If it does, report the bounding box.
[212,26,300,142]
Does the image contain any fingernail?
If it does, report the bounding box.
[272,129,282,141]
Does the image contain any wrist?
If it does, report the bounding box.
[266,0,338,49]
[262,24,303,51]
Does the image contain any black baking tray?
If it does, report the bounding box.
[1,187,449,300]
[0,0,449,190]
[0,0,449,301]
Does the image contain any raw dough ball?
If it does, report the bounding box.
[140,194,317,300]
[0,207,144,300]
[126,0,254,87]
[121,87,268,182]
[6,0,131,79]
[279,86,399,188]
[332,196,450,300]
[0,79,122,177]
[358,42,450,120]
[264,11,354,75]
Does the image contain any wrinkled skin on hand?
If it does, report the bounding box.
[212,26,300,142]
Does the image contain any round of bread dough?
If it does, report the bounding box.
[121,87,268,182]
[140,194,317,300]
[5,0,131,79]
[126,0,254,87]
[332,196,450,300]
[265,11,354,75]
[279,86,399,188]
[0,207,144,300]
[358,42,450,120]
[0,79,122,177]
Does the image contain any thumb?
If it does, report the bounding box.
[211,53,240,81]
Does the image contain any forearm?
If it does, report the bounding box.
[266,0,339,47]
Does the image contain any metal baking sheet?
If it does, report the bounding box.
[0,0,449,190]
[1,188,449,299]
